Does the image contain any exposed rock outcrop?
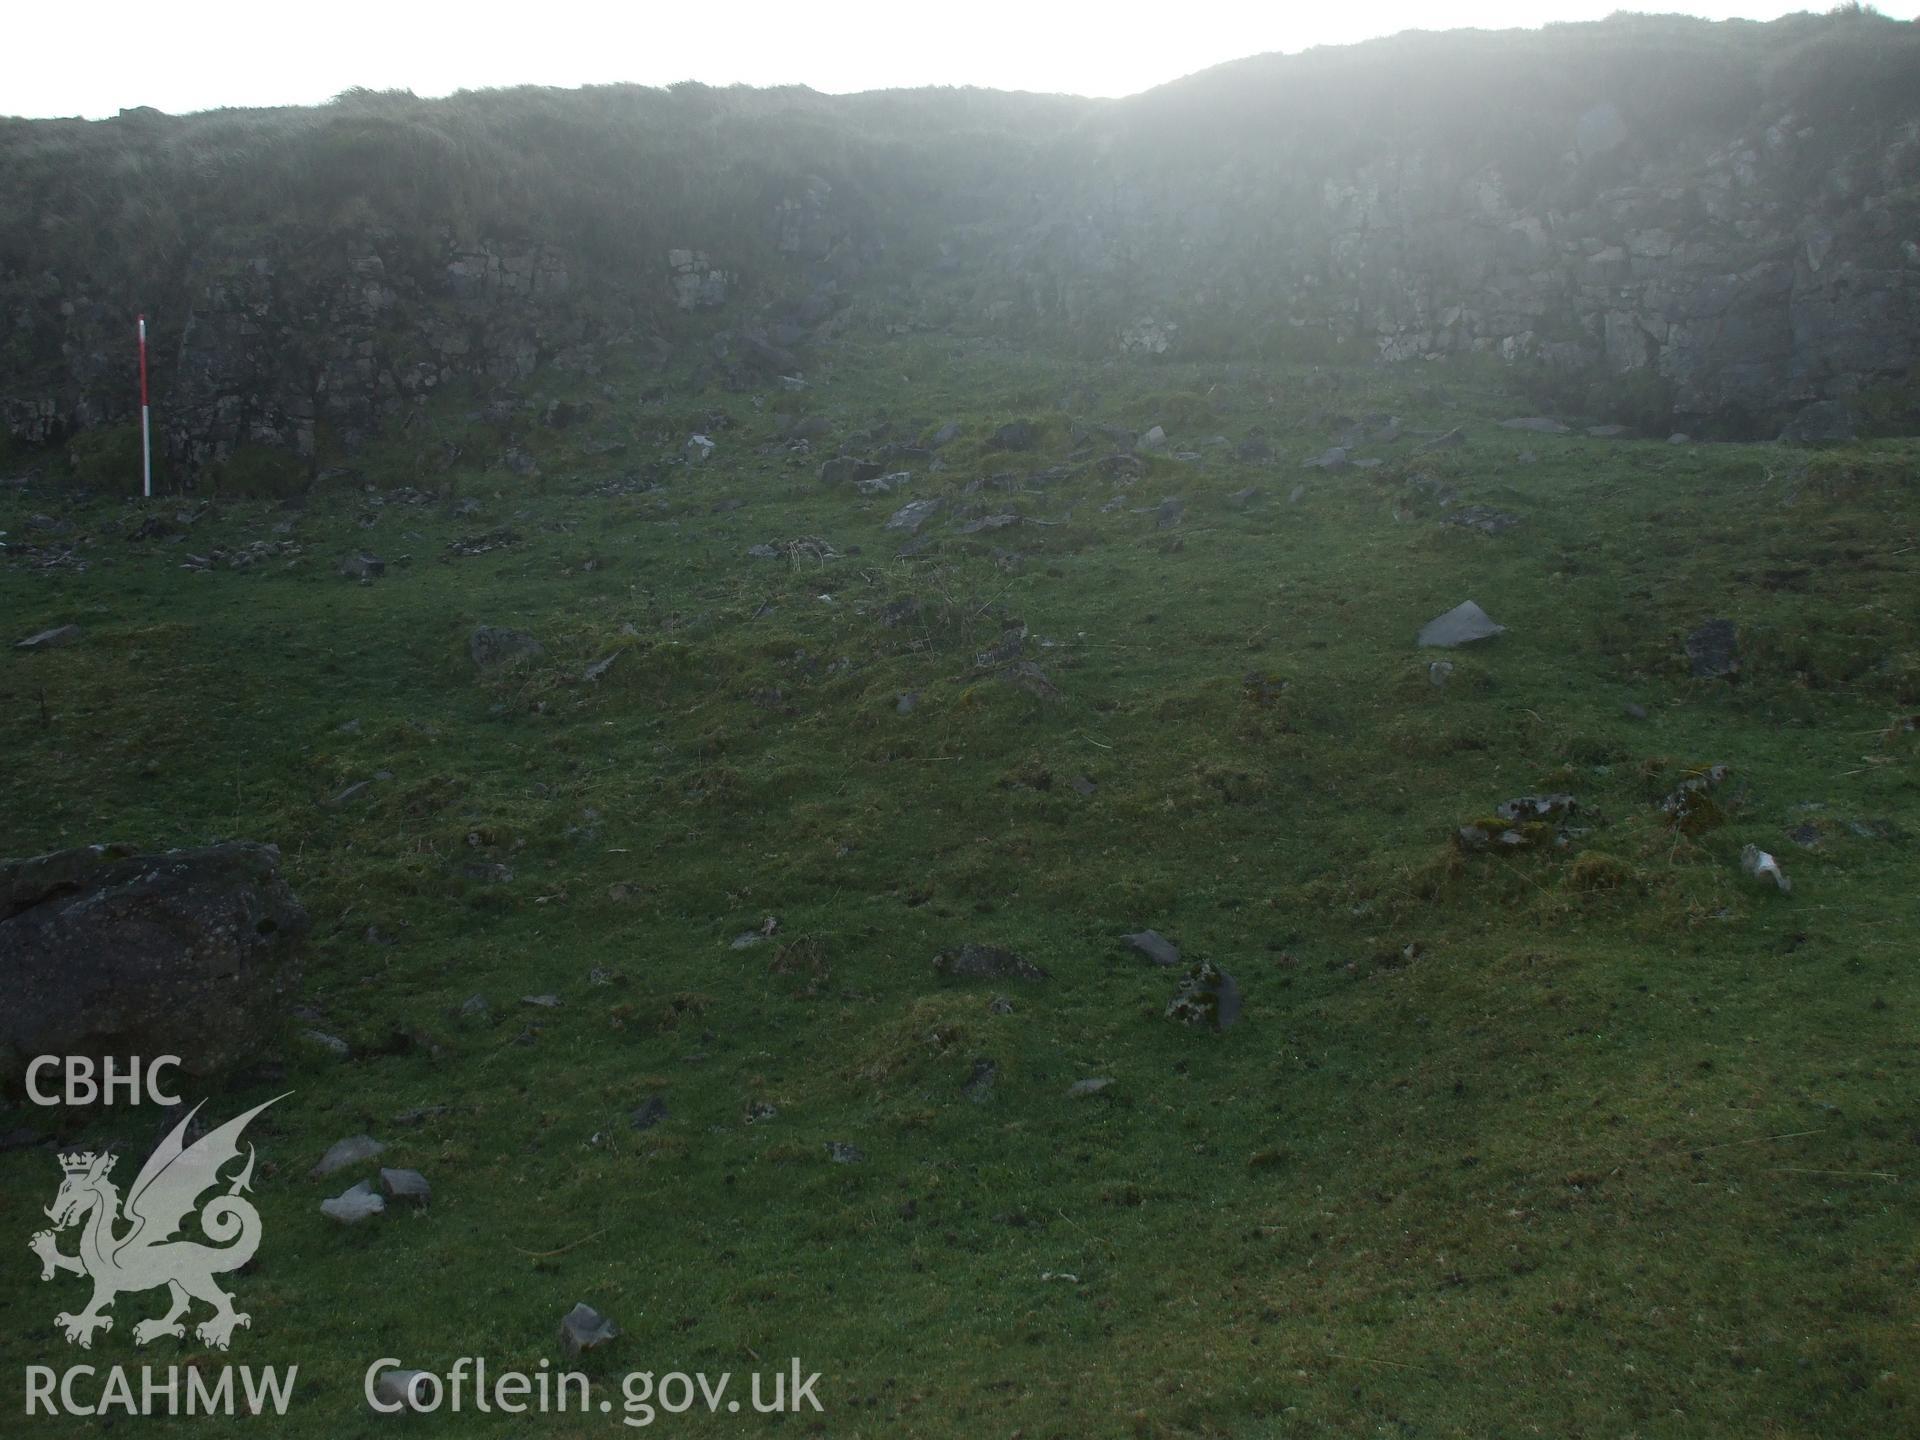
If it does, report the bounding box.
[3,14,1916,465]
[0,842,308,1088]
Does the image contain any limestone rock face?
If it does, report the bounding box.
[4,20,1917,460]
[0,842,308,1087]
[667,248,730,311]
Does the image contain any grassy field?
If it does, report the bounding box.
[2,338,1917,1437]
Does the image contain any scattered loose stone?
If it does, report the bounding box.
[819,456,884,486]
[885,499,942,534]
[1071,774,1097,797]
[1444,506,1520,536]
[1685,619,1740,679]
[560,1303,620,1357]
[1586,424,1630,438]
[459,994,489,1018]
[369,1368,434,1413]
[441,526,518,556]
[988,994,1014,1015]
[320,1179,386,1224]
[934,944,1049,982]
[955,513,1020,535]
[974,624,1027,668]
[880,596,922,628]
[965,1058,999,1103]
[630,1096,669,1131]
[1456,794,1581,853]
[1496,794,1576,823]
[999,661,1062,701]
[469,625,544,668]
[311,1135,387,1179]
[1137,425,1167,451]
[379,1167,432,1203]
[1227,486,1262,509]
[1778,400,1856,446]
[826,1141,866,1164]
[1499,416,1571,434]
[464,862,513,884]
[302,1029,351,1057]
[338,553,385,581]
[1122,930,1182,967]
[1302,446,1348,470]
[1418,600,1506,648]
[1659,764,1731,834]
[895,690,919,715]
[14,625,81,651]
[988,421,1037,451]
[1166,961,1242,1031]
[1067,1077,1113,1098]
[685,433,715,462]
[1623,701,1648,720]
[855,471,912,496]
[1741,844,1792,893]
[521,994,561,1008]
[323,780,374,809]
[1429,660,1455,688]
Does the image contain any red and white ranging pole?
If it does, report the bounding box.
[137,313,152,498]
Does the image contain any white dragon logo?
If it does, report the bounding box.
[28,1095,285,1350]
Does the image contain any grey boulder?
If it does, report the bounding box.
[469,626,545,668]
[1122,930,1182,967]
[1686,619,1740,679]
[0,842,307,1086]
[311,1135,387,1179]
[560,1303,620,1357]
[320,1180,385,1224]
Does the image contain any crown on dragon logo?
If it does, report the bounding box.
[36,1095,287,1352]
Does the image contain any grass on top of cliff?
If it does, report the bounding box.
[1,339,1918,1438]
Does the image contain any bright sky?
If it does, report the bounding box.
[9,1,1916,119]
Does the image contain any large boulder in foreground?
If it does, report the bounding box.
[0,842,307,1088]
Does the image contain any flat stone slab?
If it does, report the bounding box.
[1122,930,1182,966]
[320,1179,385,1224]
[1418,600,1506,648]
[311,1135,386,1179]
[15,625,82,650]
[933,944,1049,982]
[379,1167,432,1203]
[885,499,942,534]
[1686,619,1740,678]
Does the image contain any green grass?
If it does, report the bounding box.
[2,338,1918,1437]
